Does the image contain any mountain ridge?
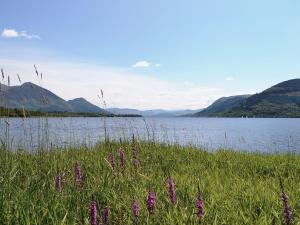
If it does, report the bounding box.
[0,82,107,114]
[194,79,300,117]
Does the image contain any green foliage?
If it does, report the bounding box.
[1,142,299,224]
[195,95,250,117]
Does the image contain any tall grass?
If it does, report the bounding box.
[1,141,300,224]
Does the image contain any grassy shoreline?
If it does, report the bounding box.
[1,141,299,224]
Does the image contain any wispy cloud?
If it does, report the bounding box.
[183,81,191,86]
[1,28,40,39]
[226,77,235,81]
[0,58,241,110]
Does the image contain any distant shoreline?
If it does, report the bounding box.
[0,106,142,118]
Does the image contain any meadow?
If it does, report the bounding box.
[1,140,299,224]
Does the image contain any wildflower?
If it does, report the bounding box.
[90,201,97,225]
[132,198,140,223]
[168,177,176,204]
[55,171,62,192]
[132,145,139,166]
[109,152,115,171]
[119,147,126,170]
[196,192,204,220]
[147,189,156,214]
[281,191,292,225]
[280,179,292,225]
[75,161,82,183]
[102,207,110,225]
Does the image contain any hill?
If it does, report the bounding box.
[194,95,250,117]
[194,79,300,117]
[0,82,107,114]
[68,98,106,113]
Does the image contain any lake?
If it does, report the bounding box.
[0,117,299,153]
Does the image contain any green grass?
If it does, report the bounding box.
[0,141,299,224]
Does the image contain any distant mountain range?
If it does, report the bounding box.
[0,82,201,116]
[107,108,201,117]
[194,79,300,117]
[0,82,108,114]
[1,79,299,118]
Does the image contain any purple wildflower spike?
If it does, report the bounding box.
[280,179,292,225]
[119,147,126,170]
[132,145,139,166]
[75,161,82,183]
[168,177,176,204]
[102,207,110,225]
[281,191,292,225]
[90,201,97,225]
[55,171,62,192]
[132,198,140,223]
[147,189,156,214]
[109,153,115,171]
[196,192,204,220]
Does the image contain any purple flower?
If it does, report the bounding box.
[102,207,110,225]
[147,189,156,214]
[132,198,140,223]
[119,147,126,170]
[196,192,204,220]
[55,171,62,192]
[90,201,97,225]
[280,179,292,225]
[109,153,115,171]
[168,177,176,204]
[281,191,292,225]
[132,145,139,166]
[75,161,82,183]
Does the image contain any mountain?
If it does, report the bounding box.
[0,82,72,112]
[0,83,10,92]
[68,98,106,113]
[0,82,107,114]
[194,95,251,117]
[107,108,201,117]
[194,79,300,117]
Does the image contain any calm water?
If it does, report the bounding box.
[0,117,299,152]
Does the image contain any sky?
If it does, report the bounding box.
[1,0,300,110]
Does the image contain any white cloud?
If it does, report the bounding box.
[154,63,162,67]
[2,29,19,38]
[226,77,235,81]
[132,60,151,68]
[1,28,40,39]
[0,58,242,110]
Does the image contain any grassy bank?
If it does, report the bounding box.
[0,141,299,224]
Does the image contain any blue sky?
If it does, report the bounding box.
[1,0,300,109]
